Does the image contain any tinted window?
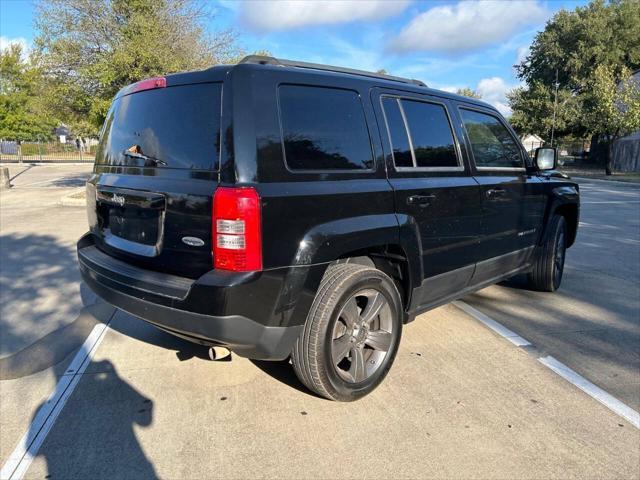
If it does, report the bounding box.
[460,109,523,168]
[279,85,373,170]
[401,100,458,168]
[381,97,412,167]
[96,83,221,170]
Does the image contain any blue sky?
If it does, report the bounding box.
[0,0,588,115]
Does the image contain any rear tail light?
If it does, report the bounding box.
[212,187,262,271]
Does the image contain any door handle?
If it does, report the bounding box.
[486,188,507,198]
[407,194,436,207]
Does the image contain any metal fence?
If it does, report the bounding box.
[522,140,545,155]
[0,140,96,163]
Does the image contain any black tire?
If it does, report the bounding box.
[528,215,567,292]
[291,263,403,401]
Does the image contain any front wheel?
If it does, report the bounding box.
[527,215,567,292]
[291,263,403,401]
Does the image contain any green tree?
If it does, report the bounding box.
[507,81,581,139]
[582,66,640,174]
[517,0,640,94]
[0,43,56,141]
[33,0,242,134]
[456,88,482,99]
[510,0,640,172]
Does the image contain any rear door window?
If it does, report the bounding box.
[401,100,459,169]
[459,108,523,169]
[381,97,460,170]
[96,83,222,170]
[381,98,413,167]
[278,85,374,170]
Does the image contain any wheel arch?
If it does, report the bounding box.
[282,214,421,326]
[332,245,415,321]
[554,203,579,247]
[539,185,580,248]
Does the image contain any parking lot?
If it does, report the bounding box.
[1,164,639,479]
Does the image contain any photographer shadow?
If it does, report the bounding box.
[26,359,158,479]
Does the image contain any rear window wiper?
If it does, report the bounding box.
[122,149,167,166]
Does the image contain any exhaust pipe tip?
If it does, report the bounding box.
[208,346,231,361]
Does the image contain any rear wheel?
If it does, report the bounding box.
[528,215,567,292]
[291,263,403,401]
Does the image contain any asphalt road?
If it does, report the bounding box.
[465,178,640,411]
[0,165,638,479]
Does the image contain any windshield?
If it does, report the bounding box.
[96,82,222,170]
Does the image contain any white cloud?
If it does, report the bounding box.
[238,0,411,32]
[476,77,516,116]
[516,45,530,65]
[0,36,31,55]
[390,1,548,53]
[315,37,386,72]
[439,85,460,94]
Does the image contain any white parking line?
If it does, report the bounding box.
[539,356,640,428]
[0,321,111,480]
[453,301,640,429]
[452,301,532,346]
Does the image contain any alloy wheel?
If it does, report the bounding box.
[554,229,566,287]
[330,288,393,383]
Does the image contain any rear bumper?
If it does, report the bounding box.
[77,234,305,360]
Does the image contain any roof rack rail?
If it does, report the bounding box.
[239,55,427,88]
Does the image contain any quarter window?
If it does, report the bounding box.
[382,97,459,169]
[279,85,374,170]
[460,109,523,169]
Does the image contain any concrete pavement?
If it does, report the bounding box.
[0,164,94,358]
[19,306,640,479]
[1,165,639,479]
[465,178,640,411]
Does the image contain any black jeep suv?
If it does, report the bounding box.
[78,56,579,401]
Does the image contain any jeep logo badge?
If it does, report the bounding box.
[182,236,205,247]
[111,194,125,207]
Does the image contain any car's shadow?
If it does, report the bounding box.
[250,359,320,397]
[110,310,318,397]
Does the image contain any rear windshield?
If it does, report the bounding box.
[96,83,221,170]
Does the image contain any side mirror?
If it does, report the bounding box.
[534,147,557,170]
